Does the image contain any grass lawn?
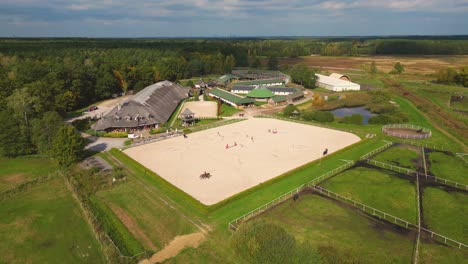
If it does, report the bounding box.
[95,180,197,252]
[321,166,418,223]
[0,178,104,263]
[220,104,242,117]
[422,187,468,242]
[0,157,56,192]
[256,193,414,263]
[427,152,468,183]
[373,146,420,170]
[419,240,468,264]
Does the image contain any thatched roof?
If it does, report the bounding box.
[92,81,189,131]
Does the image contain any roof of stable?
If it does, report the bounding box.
[234,78,284,86]
[218,74,239,83]
[316,74,360,87]
[209,88,255,105]
[92,81,189,130]
[246,88,275,98]
[270,95,287,102]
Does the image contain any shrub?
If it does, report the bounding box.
[302,110,334,123]
[232,221,296,264]
[86,129,106,137]
[368,112,409,124]
[103,131,128,138]
[124,140,132,146]
[283,104,298,117]
[71,118,93,132]
[342,114,363,125]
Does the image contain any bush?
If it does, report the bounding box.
[283,104,298,117]
[302,110,334,123]
[368,112,409,124]
[341,114,363,125]
[124,140,132,146]
[103,131,128,138]
[86,129,106,137]
[232,221,296,264]
[71,118,93,132]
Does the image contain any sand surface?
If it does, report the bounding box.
[124,118,360,205]
[180,101,217,118]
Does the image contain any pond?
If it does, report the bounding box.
[331,106,376,124]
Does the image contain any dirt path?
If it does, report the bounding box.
[108,204,158,251]
[139,232,205,264]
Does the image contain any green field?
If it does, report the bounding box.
[419,240,468,264]
[0,157,56,192]
[373,146,420,170]
[255,193,414,263]
[95,179,197,252]
[0,178,104,263]
[422,187,468,242]
[220,104,242,117]
[427,152,468,183]
[321,166,418,223]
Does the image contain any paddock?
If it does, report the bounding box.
[180,101,217,119]
[123,118,360,205]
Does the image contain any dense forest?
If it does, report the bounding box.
[0,37,467,157]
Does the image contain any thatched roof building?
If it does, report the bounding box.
[92,81,189,131]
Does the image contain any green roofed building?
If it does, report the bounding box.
[234,79,284,87]
[218,74,240,84]
[246,88,275,99]
[208,88,254,108]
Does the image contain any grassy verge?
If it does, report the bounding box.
[0,156,56,192]
[89,195,145,256]
[427,152,468,183]
[321,166,418,223]
[0,178,105,263]
[95,180,196,251]
[220,104,242,117]
[256,193,414,263]
[422,187,467,242]
[373,146,420,170]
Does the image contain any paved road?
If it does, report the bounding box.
[84,134,126,152]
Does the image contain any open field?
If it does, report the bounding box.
[321,166,417,223]
[256,193,415,263]
[422,187,468,242]
[419,240,468,264]
[427,151,468,183]
[124,118,360,205]
[0,157,56,192]
[95,180,197,252]
[0,178,104,263]
[372,145,420,170]
[280,55,468,75]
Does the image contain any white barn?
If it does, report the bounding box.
[315,74,360,92]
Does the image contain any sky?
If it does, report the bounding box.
[0,0,467,37]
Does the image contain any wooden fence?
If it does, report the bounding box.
[366,159,468,191]
[228,160,354,230]
[359,141,394,160]
[312,186,468,251]
[382,124,431,139]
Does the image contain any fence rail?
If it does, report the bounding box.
[382,124,431,139]
[359,141,394,160]
[228,160,355,230]
[366,159,468,191]
[399,140,446,151]
[312,186,468,251]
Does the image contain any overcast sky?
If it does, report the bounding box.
[0,0,467,37]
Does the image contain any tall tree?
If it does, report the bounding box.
[0,110,34,157]
[267,56,279,70]
[31,111,63,155]
[224,55,236,73]
[290,63,316,88]
[52,125,85,166]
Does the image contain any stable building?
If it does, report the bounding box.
[92,81,189,132]
[208,88,255,108]
[315,74,360,92]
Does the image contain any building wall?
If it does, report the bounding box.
[317,82,360,92]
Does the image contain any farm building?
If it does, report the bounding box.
[217,74,239,85]
[315,74,360,92]
[233,79,284,87]
[231,85,297,96]
[208,88,255,108]
[287,90,305,103]
[92,81,189,132]
[232,69,291,83]
[246,88,275,100]
[329,73,352,81]
[268,95,288,106]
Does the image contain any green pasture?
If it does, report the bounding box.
[422,187,468,242]
[95,180,196,252]
[0,178,104,264]
[0,156,56,192]
[419,241,468,264]
[321,166,418,223]
[256,193,414,263]
[427,151,468,183]
[373,145,420,170]
[220,104,242,117]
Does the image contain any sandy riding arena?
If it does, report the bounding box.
[180,101,217,118]
[124,118,360,205]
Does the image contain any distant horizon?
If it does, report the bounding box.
[1,0,467,37]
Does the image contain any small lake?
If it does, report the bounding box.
[331,106,376,124]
